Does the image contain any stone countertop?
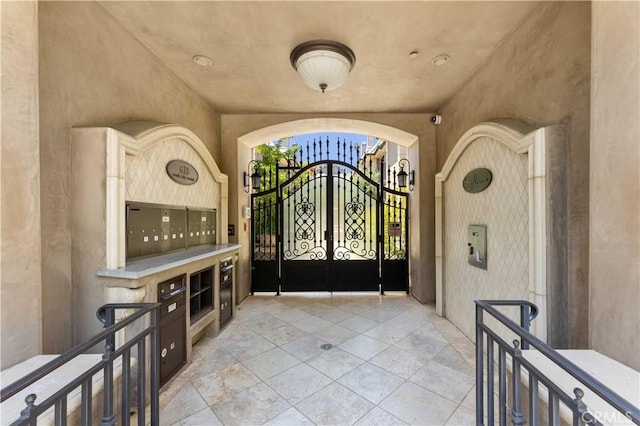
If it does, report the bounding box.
[97,244,241,279]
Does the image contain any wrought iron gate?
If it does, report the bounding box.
[251,138,409,294]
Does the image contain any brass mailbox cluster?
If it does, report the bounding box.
[126,203,216,261]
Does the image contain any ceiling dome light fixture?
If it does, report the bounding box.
[290,40,356,93]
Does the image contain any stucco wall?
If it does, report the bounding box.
[436,2,591,348]
[0,0,43,369]
[220,114,435,305]
[38,2,220,350]
[590,1,640,370]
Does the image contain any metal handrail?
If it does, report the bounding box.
[1,302,160,426]
[476,300,640,425]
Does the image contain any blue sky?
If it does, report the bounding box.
[273,132,376,163]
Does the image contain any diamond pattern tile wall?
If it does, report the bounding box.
[125,138,218,209]
[444,137,529,339]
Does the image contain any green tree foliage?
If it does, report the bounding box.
[254,138,300,191]
[252,139,300,236]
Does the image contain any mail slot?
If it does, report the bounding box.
[158,275,187,386]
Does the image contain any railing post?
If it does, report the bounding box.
[519,304,531,349]
[100,343,116,426]
[150,305,160,426]
[573,388,594,425]
[499,347,507,426]
[509,340,526,425]
[476,303,485,426]
[97,305,116,350]
[121,347,131,426]
[487,335,495,425]
[17,393,38,426]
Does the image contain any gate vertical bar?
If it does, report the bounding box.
[250,194,256,294]
[378,157,385,294]
[405,193,410,293]
[276,162,282,295]
[326,161,334,291]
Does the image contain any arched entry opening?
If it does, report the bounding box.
[236,118,420,296]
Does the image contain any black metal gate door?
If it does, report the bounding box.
[280,161,380,292]
[251,138,408,294]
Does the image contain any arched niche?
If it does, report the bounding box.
[72,121,228,270]
[232,117,432,302]
[435,120,567,342]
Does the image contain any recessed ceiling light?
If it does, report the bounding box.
[193,55,213,67]
[409,51,419,58]
[432,54,450,66]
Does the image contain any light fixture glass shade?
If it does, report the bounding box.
[291,41,355,93]
[251,171,261,190]
[397,167,408,188]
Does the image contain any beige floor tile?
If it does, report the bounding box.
[293,314,333,333]
[379,382,458,426]
[339,301,376,316]
[272,307,313,323]
[339,335,390,360]
[337,363,404,404]
[359,308,400,323]
[338,315,380,333]
[394,331,449,357]
[312,307,355,323]
[266,363,332,405]
[384,312,429,333]
[159,383,208,426]
[364,323,412,345]
[296,382,374,425]
[354,406,408,426]
[445,404,476,425]
[263,407,315,426]
[242,347,301,380]
[175,407,222,426]
[312,324,359,345]
[259,324,309,346]
[239,314,288,333]
[432,345,474,376]
[211,383,290,425]
[191,362,260,406]
[369,346,430,379]
[281,335,330,361]
[306,347,365,380]
[409,360,475,404]
[192,348,237,378]
[219,333,276,360]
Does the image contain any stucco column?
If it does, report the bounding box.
[589,1,640,370]
[0,0,43,369]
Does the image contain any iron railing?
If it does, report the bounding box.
[476,300,640,425]
[1,303,160,426]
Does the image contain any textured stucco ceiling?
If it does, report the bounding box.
[100,1,541,114]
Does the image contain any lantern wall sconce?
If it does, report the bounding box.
[397,158,415,191]
[244,160,262,193]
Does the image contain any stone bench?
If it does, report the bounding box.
[513,350,639,425]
